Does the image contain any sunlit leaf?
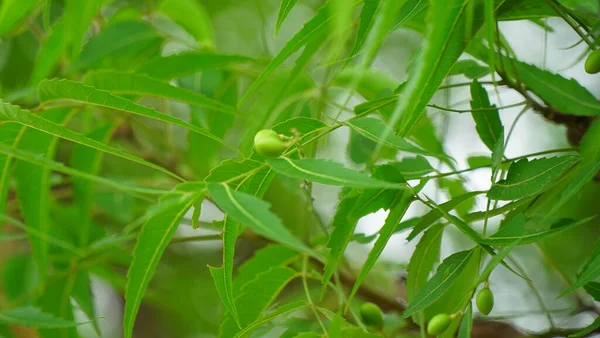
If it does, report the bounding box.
[0,0,41,37]
[488,156,580,200]
[267,157,406,188]
[275,0,299,34]
[137,52,253,80]
[346,0,381,64]
[158,0,213,47]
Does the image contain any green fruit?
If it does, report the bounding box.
[476,287,494,315]
[585,49,600,74]
[359,302,384,329]
[427,313,451,336]
[253,129,286,157]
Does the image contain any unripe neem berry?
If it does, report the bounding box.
[359,302,384,329]
[585,49,600,74]
[253,129,287,158]
[427,313,451,336]
[476,287,494,315]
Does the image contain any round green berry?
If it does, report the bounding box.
[476,287,494,315]
[427,313,451,336]
[359,302,384,329]
[585,49,600,74]
[253,129,286,158]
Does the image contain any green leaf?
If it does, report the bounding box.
[220,267,298,337]
[124,189,198,338]
[488,156,580,200]
[506,60,600,116]
[559,239,600,297]
[0,100,183,181]
[70,20,162,71]
[234,245,298,293]
[241,3,332,103]
[206,183,313,254]
[474,243,518,286]
[275,0,299,34]
[0,0,41,37]
[137,52,253,80]
[158,0,213,47]
[210,217,241,328]
[0,141,168,196]
[30,18,68,85]
[71,271,99,335]
[348,191,414,305]
[470,79,503,151]
[450,60,491,79]
[71,124,115,246]
[266,157,406,188]
[0,307,78,329]
[64,0,103,60]
[482,214,594,246]
[406,191,483,241]
[0,123,24,231]
[584,282,600,301]
[15,109,71,280]
[386,156,435,179]
[322,186,397,289]
[405,223,444,323]
[569,317,600,338]
[83,71,242,116]
[393,0,484,136]
[38,79,234,151]
[346,0,381,63]
[401,248,478,318]
[457,304,473,338]
[234,301,309,338]
[345,117,438,157]
[206,159,274,196]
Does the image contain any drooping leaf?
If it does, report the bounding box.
[487,156,580,200]
[0,100,183,181]
[240,3,332,103]
[482,214,594,246]
[401,249,478,318]
[450,60,491,79]
[345,117,439,157]
[220,267,298,337]
[38,79,233,150]
[0,307,78,329]
[405,222,444,323]
[266,157,406,188]
[406,191,483,240]
[15,109,71,281]
[0,0,41,37]
[470,79,503,151]
[83,71,242,116]
[124,188,198,338]
[393,0,486,136]
[137,52,253,80]
[348,191,414,305]
[158,0,214,48]
[506,60,600,117]
[206,183,313,255]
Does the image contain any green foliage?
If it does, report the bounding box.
[0,1,599,337]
